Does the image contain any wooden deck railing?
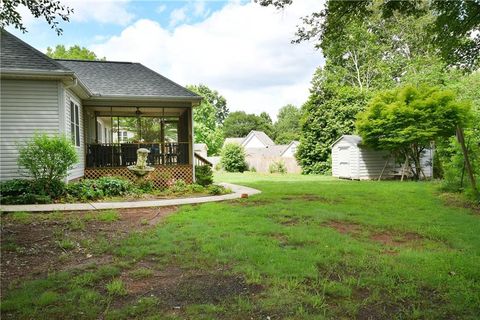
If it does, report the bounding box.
[194,153,213,167]
[86,142,190,168]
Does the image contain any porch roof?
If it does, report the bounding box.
[56,59,201,101]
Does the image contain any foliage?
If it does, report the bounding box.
[188,85,224,155]
[18,133,78,182]
[195,165,214,186]
[222,111,274,138]
[269,160,287,174]
[296,73,370,174]
[46,45,105,60]
[0,0,73,35]
[66,177,133,201]
[220,143,248,173]
[260,0,480,69]
[207,184,227,195]
[0,179,53,205]
[357,85,471,180]
[169,179,188,193]
[136,180,154,193]
[273,104,301,144]
[187,84,229,125]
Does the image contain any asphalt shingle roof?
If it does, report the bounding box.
[248,130,275,146]
[0,30,71,72]
[56,59,200,98]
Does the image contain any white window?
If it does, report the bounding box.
[70,101,80,147]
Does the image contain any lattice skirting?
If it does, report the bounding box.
[84,165,193,189]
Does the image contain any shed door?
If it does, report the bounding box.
[337,146,351,178]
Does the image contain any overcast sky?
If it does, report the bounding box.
[10,0,325,119]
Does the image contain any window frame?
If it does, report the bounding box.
[70,101,81,147]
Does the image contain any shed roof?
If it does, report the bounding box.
[0,29,72,73]
[331,135,362,147]
[56,59,200,99]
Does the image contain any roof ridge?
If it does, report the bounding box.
[1,30,71,72]
[54,58,135,64]
[135,62,201,98]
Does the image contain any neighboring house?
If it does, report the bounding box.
[112,128,135,143]
[223,130,301,173]
[194,143,208,158]
[331,135,433,180]
[0,30,203,187]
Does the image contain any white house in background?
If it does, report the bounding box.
[194,143,208,158]
[223,130,301,173]
[331,135,433,180]
[112,128,135,143]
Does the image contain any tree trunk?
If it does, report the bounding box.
[456,125,478,198]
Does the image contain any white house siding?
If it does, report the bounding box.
[243,135,265,148]
[332,141,358,178]
[64,89,85,180]
[0,80,61,181]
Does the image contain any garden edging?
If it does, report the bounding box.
[0,183,261,212]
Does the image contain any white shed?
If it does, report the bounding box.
[331,135,433,180]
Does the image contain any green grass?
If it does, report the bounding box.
[2,173,479,319]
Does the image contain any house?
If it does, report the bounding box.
[331,135,433,180]
[0,30,207,187]
[223,131,301,173]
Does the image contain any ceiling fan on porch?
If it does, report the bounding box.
[135,107,142,118]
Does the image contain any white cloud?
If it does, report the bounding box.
[169,7,188,27]
[156,4,167,14]
[91,0,325,118]
[64,0,134,25]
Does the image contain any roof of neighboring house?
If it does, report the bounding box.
[280,140,300,156]
[0,29,72,73]
[331,135,362,147]
[194,143,208,150]
[56,59,200,99]
[244,130,275,147]
[224,138,245,146]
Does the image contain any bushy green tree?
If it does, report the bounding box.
[356,85,471,180]
[18,133,78,196]
[46,45,105,60]
[220,143,248,173]
[223,111,274,138]
[187,84,229,125]
[274,104,301,144]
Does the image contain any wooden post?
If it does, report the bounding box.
[456,125,478,197]
[378,155,390,181]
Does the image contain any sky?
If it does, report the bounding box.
[9,0,325,119]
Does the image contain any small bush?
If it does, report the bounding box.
[0,179,53,204]
[66,177,133,201]
[207,184,226,195]
[137,180,154,193]
[269,160,287,174]
[220,143,248,173]
[195,165,214,186]
[170,179,188,193]
[31,178,66,198]
[96,177,133,197]
[18,133,78,183]
[187,184,206,193]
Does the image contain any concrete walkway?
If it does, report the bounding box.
[0,183,261,213]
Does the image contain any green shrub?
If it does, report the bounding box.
[195,165,214,186]
[207,184,226,195]
[66,180,103,201]
[137,180,154,193]
[0,179,53,204]
[66,177,133,201]
[31,178,66,198]
[96,177,133,197]
[220,143,248,173]
[269,160,287,174]
[170,179,188,193]
[187,184,206,193]
[18,133,78,183]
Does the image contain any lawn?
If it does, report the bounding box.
[1,173,479,319]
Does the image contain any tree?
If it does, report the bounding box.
[220,143,248,173]
[191,96,224,156]
[223,111,274,138]
[46,45,105,60]
[0,0,73,35]
[273,104,301,144]
[187,84,229,125]
[356,85,471,180]
[258,0,480,69]
[296,69,370,174]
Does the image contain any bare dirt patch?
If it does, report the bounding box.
[115,262,263,310]
[322,220,363,235]
[370,231,423,247]
[271,214,314,226]
[0,206,177,293]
